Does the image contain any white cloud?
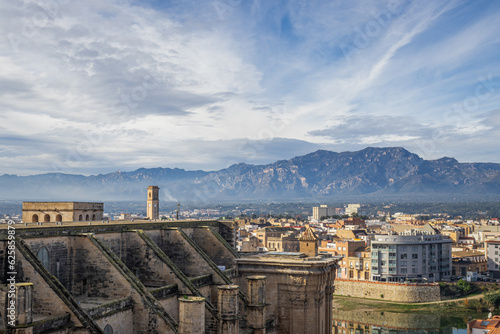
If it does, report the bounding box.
[0,0,500,175]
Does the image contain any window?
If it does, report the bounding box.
[37,247,49,269]
[412,246,418,252]
[412,268,418,273]
[401,246,407,252]
[412,254,418,259]
[412,261,417,267]
[401,268,407,274]
[401,261,407,266]
[104,325,113,334]
[401,254,407,259]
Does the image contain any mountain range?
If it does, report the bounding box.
[2,147,500,203]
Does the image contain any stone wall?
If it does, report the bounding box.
[188,227,236,269]
[334,279,440,302]
[95,309,134,334]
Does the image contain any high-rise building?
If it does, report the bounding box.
[147,185,159,220]
[312,205,336,220]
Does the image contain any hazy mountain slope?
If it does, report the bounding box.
[1,147,499,202]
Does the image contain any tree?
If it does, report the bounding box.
[485,291,500,308]
[457,279,472,293]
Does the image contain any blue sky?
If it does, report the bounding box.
[1,0,499,175]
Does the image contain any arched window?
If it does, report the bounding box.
[55,214,62,222]
[103,324,113,334]
[37,247,49,269]
[79,215,83,221]
[85,214,90,221]
[32,214,39,223]
[92,214,96,220]
[44,214,50,223]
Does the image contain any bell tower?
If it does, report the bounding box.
[147,186,159,220]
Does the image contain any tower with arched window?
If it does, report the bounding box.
[147,186,160,220]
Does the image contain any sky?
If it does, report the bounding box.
[1,0,500,176]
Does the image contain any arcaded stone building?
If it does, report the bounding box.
[0,219,339,333]
[22,202,104,223]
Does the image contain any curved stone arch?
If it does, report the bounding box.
[92,214,96,220]
[32,214,39,223]
[85,214,90,221]
[79,214,83,221]
[103,324,113,334]
[44,214,50,223]
[55,214,62,222]
[37,246,50,269]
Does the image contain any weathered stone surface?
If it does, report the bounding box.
[334,279,440,302]
[0,221,339,333]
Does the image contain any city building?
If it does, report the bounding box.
[485,239,500,278]
[468,316,500,334]
[345,204,365,217]
[319,238,369,280]
[255,226,299,250]
[370,229,452,282]
[452,250,487,277]
[313,205,336,220]
[22,201,104,223]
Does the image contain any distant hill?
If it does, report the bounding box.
[2,147,500,202]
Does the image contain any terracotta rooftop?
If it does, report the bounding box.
[299,226,318,241]
[469,316,500,330]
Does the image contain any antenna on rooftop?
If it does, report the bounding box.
[176,202,180,220]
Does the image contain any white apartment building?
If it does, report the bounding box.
[371,230,452,282]
[486,239,500,278]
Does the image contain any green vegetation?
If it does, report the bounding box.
[334,282,500,316]
[439,280,478,299]
[457,279,473,293]
[485,290,500,308]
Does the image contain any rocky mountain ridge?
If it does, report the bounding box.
[2,147,499,202]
